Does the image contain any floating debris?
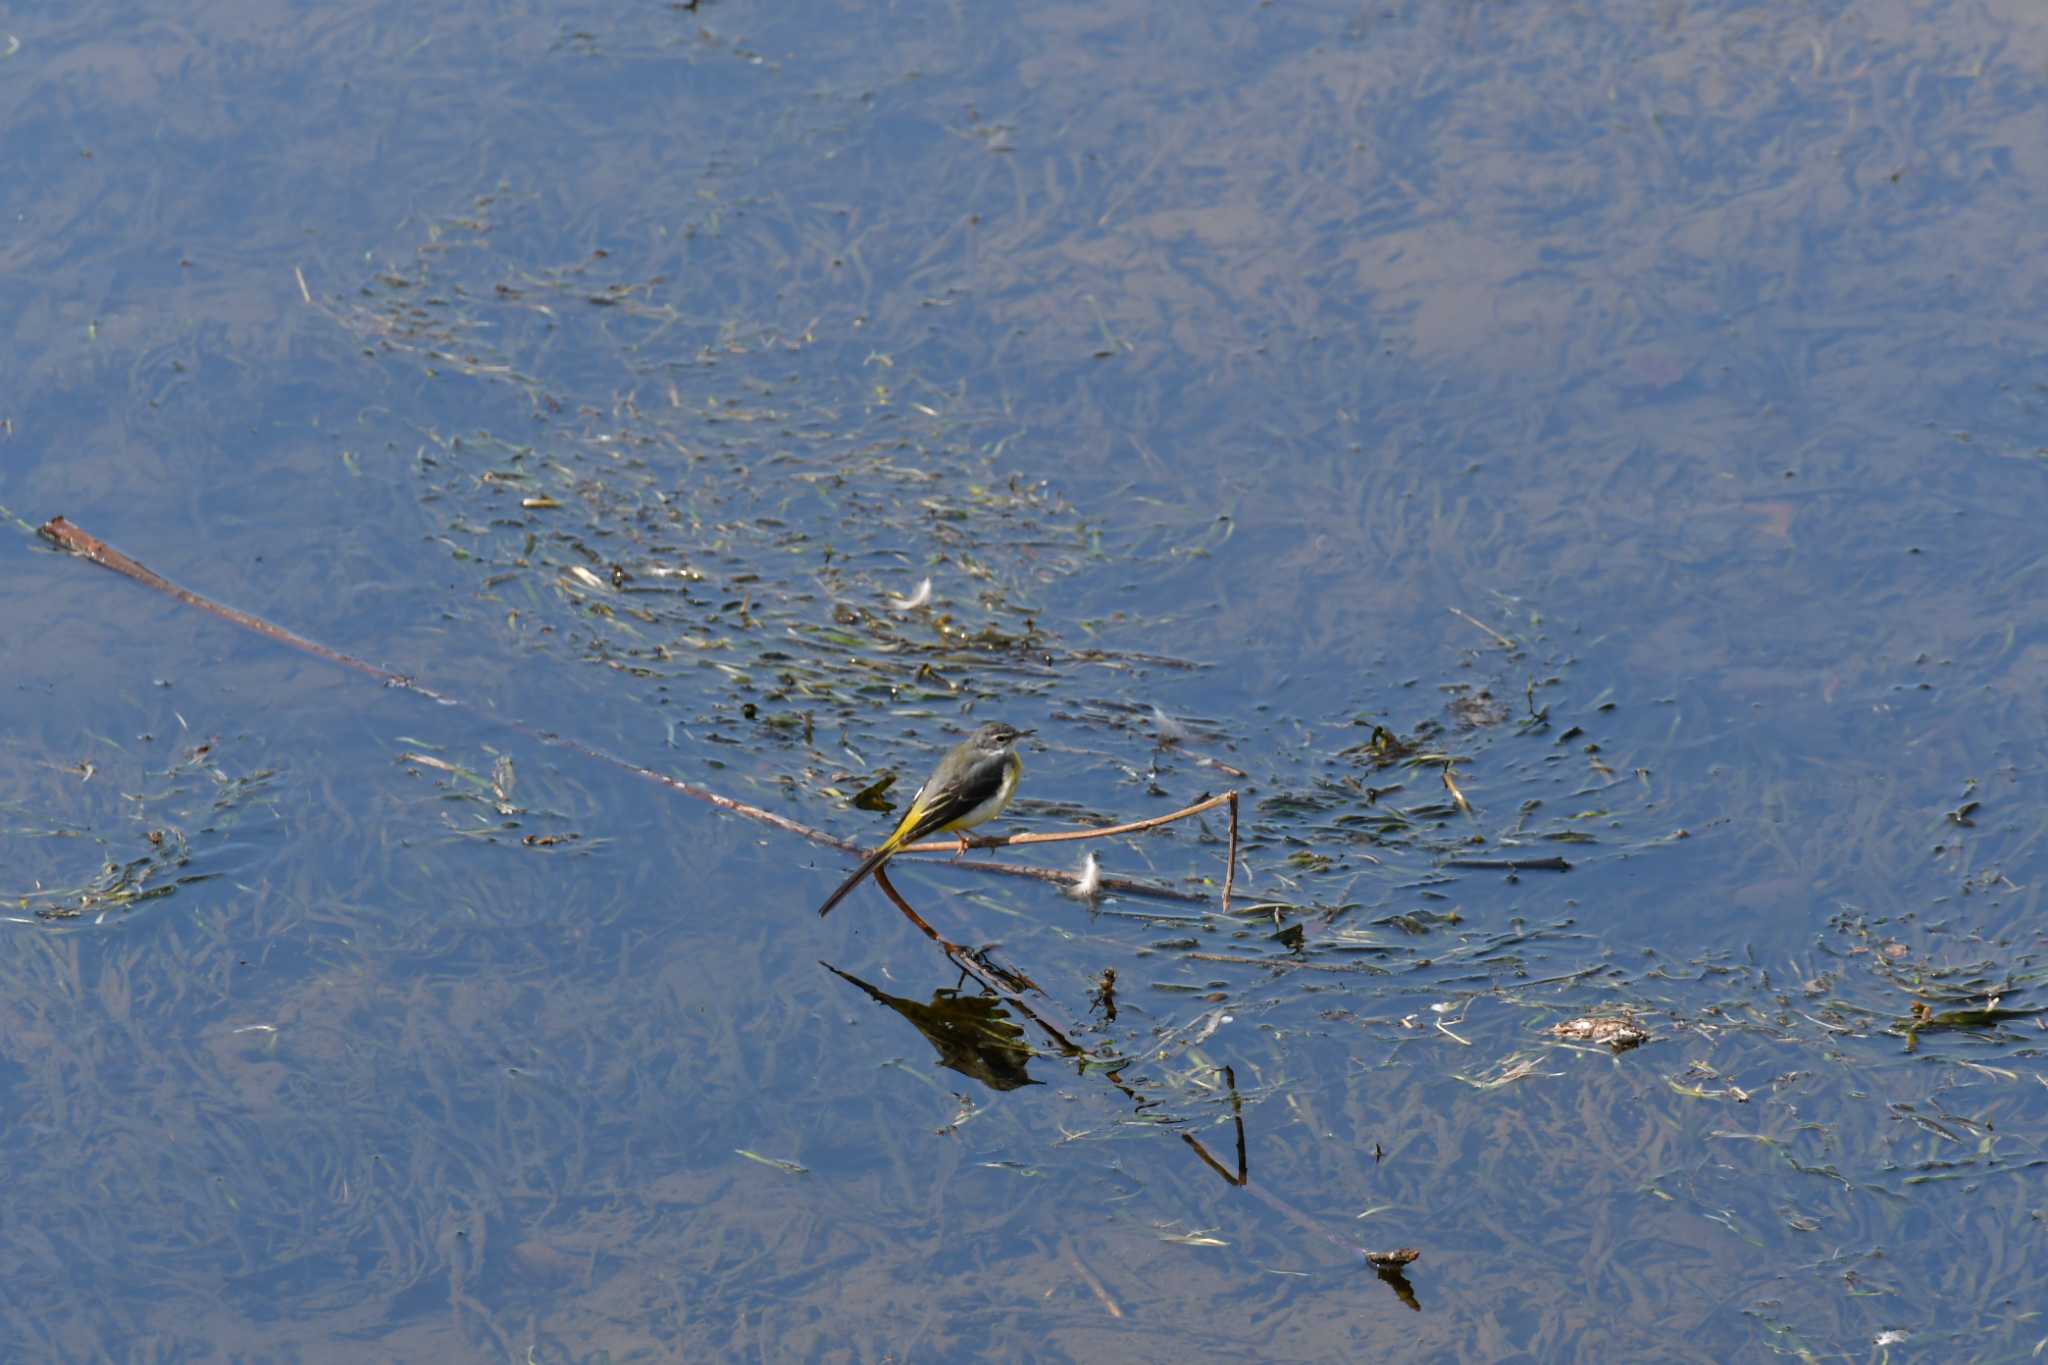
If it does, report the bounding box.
[1551,1016,1650,1051]
[1067,851,1102,901]
[888,576,933,612]
[1148,705,1187,745]
[1157,1226,1228,1248]
[734,1150,809,1176]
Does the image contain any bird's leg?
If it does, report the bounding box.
[953,832,972,858]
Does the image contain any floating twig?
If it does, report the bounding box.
[1448,605,1515,650]
[1224,791,1239,912]
[1444,855,1572,873]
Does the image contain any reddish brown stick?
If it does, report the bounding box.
[41,517,408,688]
[938,791,1235,848]
[37,515,1226,904]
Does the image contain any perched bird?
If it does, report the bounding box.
[816,722,1031,917]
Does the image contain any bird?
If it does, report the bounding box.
[816,722,1032,917]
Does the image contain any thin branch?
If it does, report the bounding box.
[1224,791,1239,913]
[40,516,408,687]
[35,515,1225,905]
[898,791,1235,853]
[1445,855,1572,873]
[1179,1063,1247,1186]
[1448,605,1515,650]
[872,864,946,943]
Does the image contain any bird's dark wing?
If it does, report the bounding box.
[903,753,1009,840]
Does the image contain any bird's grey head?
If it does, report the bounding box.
[971,722,1031,752]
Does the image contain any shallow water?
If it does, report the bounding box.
[4,0,2046,1358]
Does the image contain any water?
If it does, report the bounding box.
[4,0,2046,1358]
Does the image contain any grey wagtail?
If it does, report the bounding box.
[816,722,1032,917]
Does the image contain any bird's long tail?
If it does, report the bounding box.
[815,841,900,918]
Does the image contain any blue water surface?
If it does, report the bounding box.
[3,1,2046,1359]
